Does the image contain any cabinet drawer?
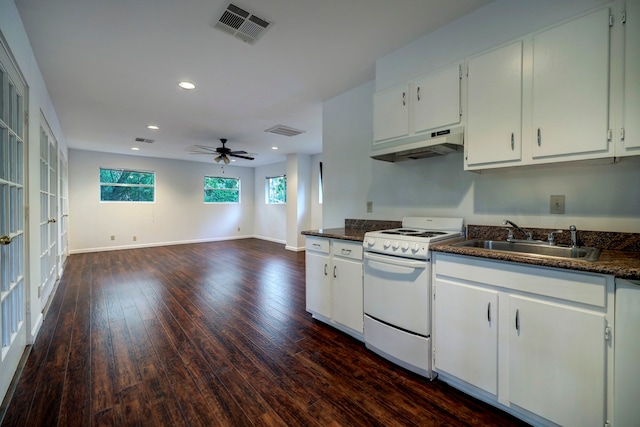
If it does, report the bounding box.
[332,240,363,260]
[434,253,610,308]
[305,237,329,254]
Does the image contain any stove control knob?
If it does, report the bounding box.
[364,237,375,247]
[383,240,391,249]
[392,241,400,250]
[411,243,420,252]
[401,242,410,251]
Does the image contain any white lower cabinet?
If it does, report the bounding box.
[305,237,363,337]
[433,253,614,427]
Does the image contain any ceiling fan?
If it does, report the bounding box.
[189,139,255,164]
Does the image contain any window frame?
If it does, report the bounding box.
[265,175,286,204]
[99,167,155,202]
[203,176,240,204]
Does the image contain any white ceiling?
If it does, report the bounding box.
[16,0,492,167]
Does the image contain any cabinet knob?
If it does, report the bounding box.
[402,92,406,106]
[417,86,421,101]
[511,132,515,151]
[537,128,542,147]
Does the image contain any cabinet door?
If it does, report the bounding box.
[532,8,611,159]
[305,251,331,318]
[332,256,363,333]
[433,279,498,396]
[509,295,607,426]
[373,83,410,142]
[466,42,523,166]
[412,65,461,134]
[621,0,640,153]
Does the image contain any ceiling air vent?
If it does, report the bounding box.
[134,137,155,144]
[212,3,272,45]
[265,125,305,137]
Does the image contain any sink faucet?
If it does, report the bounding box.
[503,219,532,241]
[569,225,578,247]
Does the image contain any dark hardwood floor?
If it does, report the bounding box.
[1,239,528,426]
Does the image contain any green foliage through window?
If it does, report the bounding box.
[100,168,155,202]
[266,175,286,204]
[204,176,240,203]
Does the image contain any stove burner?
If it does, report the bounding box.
[414,231,447,238]
[379,229,449,237]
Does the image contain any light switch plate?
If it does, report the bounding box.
[550,195,565,214]
[366,201,373,213]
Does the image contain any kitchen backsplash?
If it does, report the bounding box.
[345,218,402,231]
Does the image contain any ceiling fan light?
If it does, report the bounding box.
[224,156,230,165]
[214,155,222,163]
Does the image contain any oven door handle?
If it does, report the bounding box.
[364,252,428,272]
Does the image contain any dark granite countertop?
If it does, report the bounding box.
[301,227,367,242]
[431,239,640,281]
[301,221,640,281]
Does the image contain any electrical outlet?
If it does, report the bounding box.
[366,201,373,213]
[110,235,115,241]
[237,227,241,232]
[550,195,565,214]
[133,236,137,241]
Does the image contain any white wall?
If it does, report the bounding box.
[1,0,69,341]
[322,0,640,233]
[254,161,287,243]
[68,149,255,252]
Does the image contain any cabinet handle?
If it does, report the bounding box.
[515,309,520,331]
[333,265,337,278]
[324,264,328,276]
[510,133,515,151]
[417,86,420,101]
[341,248,351,255]
[0,235,11,245]
[487,302,491,322]
[312,243,321,247]
[537,128,541,147]
[402,91,406,106]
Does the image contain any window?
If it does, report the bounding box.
[100,168,155,202]
[266,175,286,204]
[204,176,240,203]
[318,161,323,204]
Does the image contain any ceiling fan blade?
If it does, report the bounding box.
[190,145,219,154]
[229,153,254,160]
[229,150,248,155]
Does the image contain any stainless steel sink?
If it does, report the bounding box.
[453,239,601,262]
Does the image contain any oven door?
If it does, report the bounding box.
[363,251,431,336]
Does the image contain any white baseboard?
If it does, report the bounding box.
[68,235,254,254]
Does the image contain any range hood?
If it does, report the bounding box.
[370,127,464,162]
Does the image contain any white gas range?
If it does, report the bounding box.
[362,217,464,378]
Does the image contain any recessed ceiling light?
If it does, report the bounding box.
[131,147,140,151]
[271,146,278,150]
[147,125,159,130]
[178,81,195,90]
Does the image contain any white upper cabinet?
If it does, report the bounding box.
[373,83,410,142]
[466,41,523,167]
[412,65,461,134]
[463,6,631,171]
[374,64,461,144]
[532,8,611,159]
[619,0,640,154]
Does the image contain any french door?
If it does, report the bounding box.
[0,38,27,403]
[58,151,68,272]
[39,122,57,306]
